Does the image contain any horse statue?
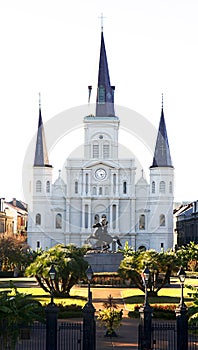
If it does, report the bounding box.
[86,216,122,251]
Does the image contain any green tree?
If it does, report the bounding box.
[176,242,198,271]
[118,244,179,296]
[25,244,88,297]
[0,234,29,272]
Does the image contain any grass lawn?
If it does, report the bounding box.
[122,284,195,311]
[0,282,87,307]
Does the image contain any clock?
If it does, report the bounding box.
[95,168,107,180]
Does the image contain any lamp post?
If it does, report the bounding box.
[139,266,153,350]
[82,265,96,350]
[45,265,58,350]
[86,265,93,303]
[49,264,56,304]
[175,266,188,350]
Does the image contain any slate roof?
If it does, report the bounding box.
[96,31,115,117]
[151,106,173,168]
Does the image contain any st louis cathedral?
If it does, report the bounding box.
[27,30,174,252]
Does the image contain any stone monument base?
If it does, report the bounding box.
[84,251,123,273]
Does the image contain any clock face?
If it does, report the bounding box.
[95,168,107,180]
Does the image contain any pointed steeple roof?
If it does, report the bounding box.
[150,97,173,168]
[34,95,51,167]
[96,31,115,117]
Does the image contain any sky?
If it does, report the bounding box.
[0,0,198,203]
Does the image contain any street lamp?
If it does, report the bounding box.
[139,266,152,350]
[175,266,188,350]
[49,265,56,304]
[86,265,93,303]
[177,266,186,307]
[142,266,150,306]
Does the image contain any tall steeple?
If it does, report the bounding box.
[96,30,115,117]
[34,94,51,167]
[150,96,173,168]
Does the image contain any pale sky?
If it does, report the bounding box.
[1,0,198,203]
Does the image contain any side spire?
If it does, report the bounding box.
[95,30,115,117]
[150,95,173,168]
[34,94,51,167]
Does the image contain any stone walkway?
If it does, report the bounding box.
[91,287,139,350]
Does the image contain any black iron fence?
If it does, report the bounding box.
[138,321,198,350]
[0,321,83,350]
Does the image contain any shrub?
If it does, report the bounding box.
[128,304,177,320]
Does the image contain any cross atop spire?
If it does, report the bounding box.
[98,13,106,32]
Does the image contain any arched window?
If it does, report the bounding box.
[36,213,41,225]
[93,143,99,158]
[75,181,78,194]
[46,181,50,193]
[94,214,99,224]
[93,187,97,195]
[123,181,127,194]
[112,205,116,229]
[56,213,62,229]
[139,214,145,230]
[99,187,102,195]
[152,181,155,194]
[103,144,109,159]
[85,205,88,229]
[160,214,165,226]
[159,181,165,193]
[113,174,116,194]
[36,180,42,192]
[169,181,173,193]
[85,173,88,194]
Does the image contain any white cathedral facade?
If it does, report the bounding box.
[27,31,174,252]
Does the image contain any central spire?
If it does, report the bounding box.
[96,31,115,117]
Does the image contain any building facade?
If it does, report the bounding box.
[27,30,174,252]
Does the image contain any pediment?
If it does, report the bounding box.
[82,160,119,170]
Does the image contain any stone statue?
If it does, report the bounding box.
[87,215,122,251]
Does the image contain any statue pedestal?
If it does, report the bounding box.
[84,252,123,272]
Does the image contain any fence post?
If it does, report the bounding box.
[82,292,96,350]
[139,304,153,350]
[45,303,59,350]
[175,305,188,350]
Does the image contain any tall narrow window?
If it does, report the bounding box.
[139,214,145,230]
[36,213,41,225]
[169,181,173,193]
[152,181,155,194]
[103,144,110,159]
[93,187,97,195]
[94,214,99,224]
[113,174,116,194]
[75,181,78,194]
[56,213,62,229]
[85,173,88,194]
[112,204,116,229]
[46,181,50,193]
[159,181,165,193]
[37,241,40,249]
[85,205,88,229]
[99,187,102,195]
[123,181,127,194]
[36,180,42,192]
[160,214,165,226]
[93,144,99,158]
